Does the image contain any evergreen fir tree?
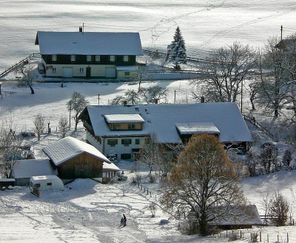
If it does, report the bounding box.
[166,27,187,69]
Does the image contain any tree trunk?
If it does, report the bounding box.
[29,84,35,94]
[199,213,208,236]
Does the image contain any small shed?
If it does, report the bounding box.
[43,136,111,179]
[11,159,57,186]
[209,205,263,229]
[29,175,64,196]
[102,162,121,183]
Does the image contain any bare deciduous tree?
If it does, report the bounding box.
[16,64,35,94]
[0,122,22,177]
[161,134,245,236]
[141,86,167,104]
[260,142,278,173]
[33,114,45,141]
[269,192,289,226]
[195,42,256,103]
[256,37,296,119]
[58,116,68,138]
[67,92,89,131]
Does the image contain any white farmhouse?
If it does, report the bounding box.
[35,31,143,80]
[79,102,252,160]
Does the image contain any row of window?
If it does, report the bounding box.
[107,138,141,147]
[51,55,129,63]
[49,67,129,75]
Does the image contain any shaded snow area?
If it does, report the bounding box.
[0,178,231,243]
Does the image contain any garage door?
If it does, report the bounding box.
[105,67,116,78]
[63,67,73,78]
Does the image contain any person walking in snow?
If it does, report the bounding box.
[120,214,127,227]
[123,214,127,227]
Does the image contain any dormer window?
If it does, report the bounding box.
[52,55,57,62]
[104,114,144,131]
[110,55,115,62]
[123,55,129,62]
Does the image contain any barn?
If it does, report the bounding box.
[42,137,111,179]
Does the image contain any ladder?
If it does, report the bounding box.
[0,53,40,79]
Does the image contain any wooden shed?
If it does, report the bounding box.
[43,137,111,179]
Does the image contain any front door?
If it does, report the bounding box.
[105,67,116,78]
[86,67,91,78]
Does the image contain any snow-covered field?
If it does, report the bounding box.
[1,0,296,71]
[1,168,296,242]
[0,80,195,131]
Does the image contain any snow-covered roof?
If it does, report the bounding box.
[31,175,61,182]
[35,31,143,56]
[82,103,252,143]
[103,162,121,171]
[176,122,220,135]
[12,159,56,179]
[43,136,110,166]
[209,205,262,226]
[104,114,144,123]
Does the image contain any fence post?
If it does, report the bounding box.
[260,231,261,242]
[267,233,269,243]
[287,232,289,243]
[147,189,149,195]
[277,234,279,242]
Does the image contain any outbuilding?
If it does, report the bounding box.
[42,136,111,179]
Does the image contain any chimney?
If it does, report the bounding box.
[79,26,83,32]
[200,96,205,103]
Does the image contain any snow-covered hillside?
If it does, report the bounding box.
[1,0,296,71]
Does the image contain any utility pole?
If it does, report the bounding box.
[174,90,176,104]
[68,104,72,129]
[240,80,243,113]
[281,25,283,41]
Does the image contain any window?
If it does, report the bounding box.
[128,123,135,130]
[95,55,101,62]
[123,55,129,62]
[35,183,40,188]
[86,55,92,62]
[107,139,118,147]
[110,55,115,62]
[121,153,131,160]
[125,72,130,76]
[79,68,84,73]
[71,55,76,62]
[52,55,57,62]
[135,138,140,145]
[52,67,56,73]
[47,182,52,186]
[121,139,132,146]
